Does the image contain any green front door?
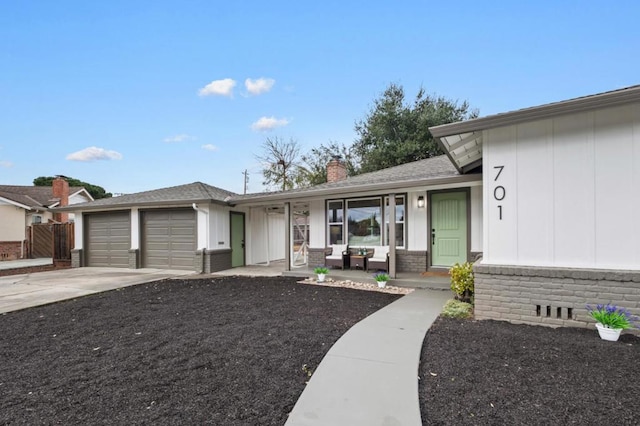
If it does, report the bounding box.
[230,212,245,267]
[431,192,467,267]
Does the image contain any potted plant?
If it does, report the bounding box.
[373,272,389,288]
[314,266,329,283]
[586,303,639,341]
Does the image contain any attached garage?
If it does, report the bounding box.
[85,211,131,267]
[141,209,196,270]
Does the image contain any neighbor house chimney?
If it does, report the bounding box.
[52,176,70,222]
[327,155,348,183]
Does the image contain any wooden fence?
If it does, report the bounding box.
[29,223,74,262]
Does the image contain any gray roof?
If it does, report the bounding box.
[0,185,87,209]
[58,182,237,211]
[231,155,478,204]
[55,157,477,212]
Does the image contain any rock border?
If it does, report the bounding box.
[298,277,414,295]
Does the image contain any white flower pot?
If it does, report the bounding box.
[377,281,387,288]
[317,273,326,283]
[595,322,622,342]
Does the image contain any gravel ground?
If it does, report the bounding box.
[419,317,640,425]
[0,276,400,425]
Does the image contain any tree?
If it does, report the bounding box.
[255,137,304,191]
[299,141,358,186]
[33,176,112,199]
[352,83,478,173]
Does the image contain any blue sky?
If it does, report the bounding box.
[1,1,639,195]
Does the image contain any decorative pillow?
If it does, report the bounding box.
[332,244,347,256]
[373,246,389,259]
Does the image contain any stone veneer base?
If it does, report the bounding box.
[473,262,640,330]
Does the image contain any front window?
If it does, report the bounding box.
[347,198,382,246]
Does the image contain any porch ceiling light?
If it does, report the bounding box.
[417,195,425,208]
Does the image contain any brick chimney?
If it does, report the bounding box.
[327,155,347,183]
[52,176,69,222]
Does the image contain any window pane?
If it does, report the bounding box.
[329,225,343,245]
[328,201,343,223]
[385,196,405,222]
[385,223,404,247]
[347,199,381,246]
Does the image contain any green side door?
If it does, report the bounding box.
[431,192,467,267]
[230,212,245,267]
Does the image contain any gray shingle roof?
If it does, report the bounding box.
[0,185,86,208]
[231,155,464,202]
[61,182,237,210]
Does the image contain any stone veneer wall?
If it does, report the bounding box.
[308,248,327,269]
[128,249,140,269]
[474,262,640,329]
[202,249,232,273]
[71,249,83,268]
[396,250,427,273]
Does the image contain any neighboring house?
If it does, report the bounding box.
[0,177,93,259]
[59,85,640,329]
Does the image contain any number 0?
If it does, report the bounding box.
[494,186,506,201]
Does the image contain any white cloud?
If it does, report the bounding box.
[251,116,290,132]
[198,78,236,97]
[0,160,13,168]
[163,134,194,143]
[245,77,275,96]
[201,144,218,151]
[66,146,123,162]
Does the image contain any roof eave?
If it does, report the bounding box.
[0,196,31,210]
[429,85,640,138]
[231,174,481,204]
[55,198,229,212]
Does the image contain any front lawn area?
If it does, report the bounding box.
[419,317,640,425]
[0,276,400,425]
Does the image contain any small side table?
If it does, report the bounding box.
[350,255,367,271]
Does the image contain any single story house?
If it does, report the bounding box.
[59,84,640,328]
[0,177,93,259]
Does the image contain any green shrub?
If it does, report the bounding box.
[441,299,473,319]
[449,262,474,303]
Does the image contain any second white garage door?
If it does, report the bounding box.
[141,209,196,270]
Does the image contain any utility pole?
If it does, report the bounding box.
[242,169,249,194]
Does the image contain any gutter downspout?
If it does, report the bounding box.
[264,208,270,266]
[192,203,209,273]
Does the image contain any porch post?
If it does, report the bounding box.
[284,202,291,271]
[388,193,396,278]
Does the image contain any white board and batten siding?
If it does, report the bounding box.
[483,103,640,270]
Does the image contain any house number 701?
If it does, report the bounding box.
[494,165,505,220]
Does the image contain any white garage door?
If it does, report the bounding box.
[85,211,131,267]
[141,209,196,270]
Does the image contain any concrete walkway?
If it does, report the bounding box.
[0,267,194,314]
[285,288,450,426]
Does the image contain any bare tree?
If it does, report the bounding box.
[255,137,303,191]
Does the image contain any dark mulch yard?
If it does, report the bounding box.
[0,276,400,425]
[420,317,640,425]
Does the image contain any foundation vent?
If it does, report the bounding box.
[535,305,574,320]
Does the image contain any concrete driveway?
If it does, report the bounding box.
[0,267,195,314]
